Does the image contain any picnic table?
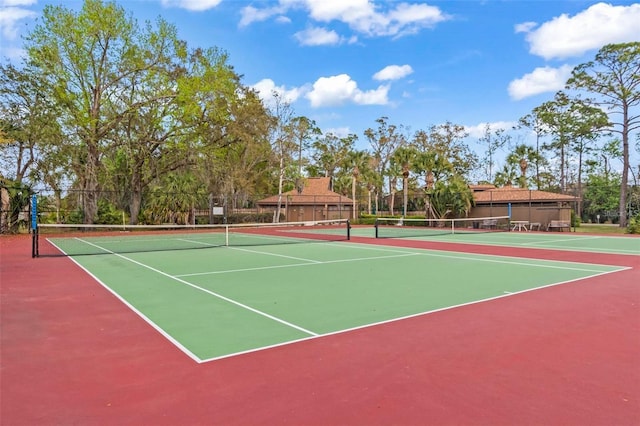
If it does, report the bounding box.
[511,220,529,231]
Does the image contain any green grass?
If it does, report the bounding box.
[575,223,629,234]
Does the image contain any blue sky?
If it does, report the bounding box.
[1,0,639,160]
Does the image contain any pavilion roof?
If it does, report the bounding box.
[257,177,354,205]
[472,186,579,203]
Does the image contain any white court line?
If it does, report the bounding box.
[412,250,613,273]
[330,240,622,272]
[174,239,615,278]
[227,246,322,263]
[521,235,604,246]
[59,236,629,364]
[46,238,202,363]
[182,238,322,263]
[401,234,639,255]
[176,253,420,277]
[76,238,320,338]
[197,266,630,363]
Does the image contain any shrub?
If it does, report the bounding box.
[627,212,640,234]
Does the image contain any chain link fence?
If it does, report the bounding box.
[2,184,638,233]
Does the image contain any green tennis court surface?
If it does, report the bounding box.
[53,235,628,362]
[353,226,640,256]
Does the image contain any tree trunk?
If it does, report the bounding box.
[619,116,629,227]
[403,175,408,217]
[577,151,583,218]
[274,156,285,223]
[352,175,357,220]
[83,143,100,224]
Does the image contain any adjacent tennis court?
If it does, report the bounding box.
[359,218,640,256]
[37,221,630,362]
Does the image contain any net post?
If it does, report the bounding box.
[31,194,38,258]
[347,219,351,240]
[451,219,455,234]
[225,225,229,246]
[32,226,38,258]
[374,219,379,238]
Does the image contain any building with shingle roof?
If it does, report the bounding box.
[256,177,354,222]
[471,185,579,230]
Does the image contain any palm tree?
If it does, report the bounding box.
[505,144,540,188]
[384,162,402,215]
[345,150,370,219]
[413,150,454,219]
[429,177,475,219]
[391,146,417,217]
[493,164,519,187]
[147,172,203,224]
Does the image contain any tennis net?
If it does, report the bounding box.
[33,218,351,257]
[374,216,510,239]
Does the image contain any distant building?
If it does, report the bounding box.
[471,185,579,229]
[256,177,354,222]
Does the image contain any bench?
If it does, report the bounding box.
[481,219,497,229]
[547,220,571,231]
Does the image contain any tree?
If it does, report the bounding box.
[0,177,32,233]
[566,102,609,217]
[566,42,640,227]
[414,123,478,180]
[344,150,370,219]
[384,161,401,215]
[478,124,511,182]
[363,155,383,214]
[428,177,474,219]
[533,92,576,192]
[202,87,273,211]
[24,0,189,223]
[518,112,548,189]
[364,116,408,203]
[504,143,541,188]
[0,63,67,229]
[286,116,321,189]
[390,145,418,217]
[146,171,205,224]
[0,63,57,184]
[534,90,609,216]
[582,171,621,223]
[265,93,296,222]
[307,133,357,179]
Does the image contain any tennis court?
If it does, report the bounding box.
[38,221,629,362]
[358,218,640,256]
[3,219,639,425]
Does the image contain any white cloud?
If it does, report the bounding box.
[160,0,222,11]
[306,73,389,107]
[514,21,536,34]
[1,0,36,6]
[0,5,36,40]
[275,15,292,24]
[240,4,286,27]
[519,2,640,60]
[465,121,517,139]
[251,78,306,107]
[242,0,450,38]
[294,26,342,46]
[373,64,413,81]
[508,65,573,100]
[324,127,352,137]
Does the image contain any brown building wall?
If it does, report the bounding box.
[259,205,352,222]
[472,204,572,229]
